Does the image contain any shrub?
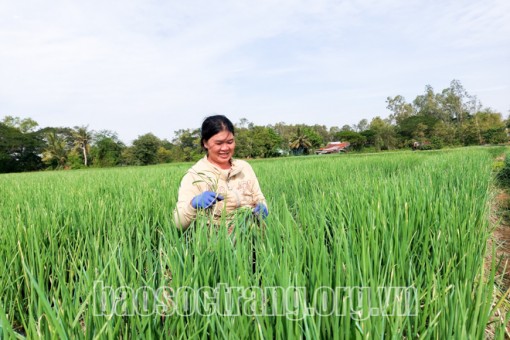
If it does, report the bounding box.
[497,152,510,186]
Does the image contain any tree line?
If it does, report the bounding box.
[1,80,508,173]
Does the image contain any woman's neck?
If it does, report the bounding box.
[207,156,231,170]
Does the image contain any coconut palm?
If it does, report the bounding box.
[72,126,92,166]
[289,129,312,155]
[42,131,69,168]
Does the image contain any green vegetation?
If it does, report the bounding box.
[1,80,509,173]
[1,147,508,338]
[497,151,510,187]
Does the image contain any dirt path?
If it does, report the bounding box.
[486,157,510,338]
[493,191,510,291]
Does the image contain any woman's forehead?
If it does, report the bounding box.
[210,131,234,141]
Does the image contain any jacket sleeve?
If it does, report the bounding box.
[173,172,201,230]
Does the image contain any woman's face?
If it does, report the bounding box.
[204,130,236,168]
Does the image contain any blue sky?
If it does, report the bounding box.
[1,0,509,144]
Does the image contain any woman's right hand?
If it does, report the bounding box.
[253,203,269,219]
[191,191,224,209]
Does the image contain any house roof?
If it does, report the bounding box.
[319,142,350,150]
[316,141,350,153]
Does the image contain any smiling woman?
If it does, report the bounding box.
[173,115,268,230]
[201,119,236,169]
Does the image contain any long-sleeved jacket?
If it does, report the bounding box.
[173,156,267,229]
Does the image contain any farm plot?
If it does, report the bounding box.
[0,148,508,338]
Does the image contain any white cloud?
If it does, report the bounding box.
[0,0,509,143]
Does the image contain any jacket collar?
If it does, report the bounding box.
[197,155,243,179]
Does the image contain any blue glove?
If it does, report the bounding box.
[253,203,269,219]
[191,191,224,209]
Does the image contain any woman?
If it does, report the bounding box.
[174,115,268,230]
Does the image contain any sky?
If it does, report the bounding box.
[1,0,509,144]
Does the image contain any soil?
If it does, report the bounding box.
[486,171,510,338]
[492,191,510,290]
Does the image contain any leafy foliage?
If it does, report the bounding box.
[90,131,125,167]
[72,126,92,166]
[333,131,366,151]
[1,79,508,173]
[497,151,510,187]
[0,123,44,172]
[289,129,312,155]
[42,130,70,169]
[128,133,162,165]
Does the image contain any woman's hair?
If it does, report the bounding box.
[201,115,235,149]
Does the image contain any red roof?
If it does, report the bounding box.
[316,142,350,154]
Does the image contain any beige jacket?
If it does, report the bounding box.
[173,156,267,229]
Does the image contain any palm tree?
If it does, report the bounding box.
[289,129,312,155]
[42,132,69,168]
[72,126,92,166]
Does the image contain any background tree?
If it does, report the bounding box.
[329,126,341,135]
[334,130,367,151]
[2,116,39,133]
[42,131,70,169]
[0,116,44,172]
[369,117,397,150]
[72,126,93,166]
[461,110,507,145]
[233,127,253,158]
[386,95,415,124]
[120,147,137,166]
[431,121,457,146]
[300,126,323,149]
[250,126,282,158]
[2,79,506,170]
[270,122,297,150]
[270,123,324,154]
[289,128,312,155]
[157,139,175,163]
[439,79,476,126]
[130,133,162,165]
[354,118,369,132]
[237,118,253,129]
[360,129,377,148]
[0,122,44,173]
[413,85,445,121]
[157,146,173,163]
[397,115,439,145]
[90,130,125,167]
[310,124,331,144]
[171,128,202,162]
[505,112,510,129]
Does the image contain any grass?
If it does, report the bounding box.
[0,147,508,338]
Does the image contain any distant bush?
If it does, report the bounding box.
[430,136,444,150]
[497,152,510,186]
[419,143,433,151]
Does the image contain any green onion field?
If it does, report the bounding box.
[1,147,509,338]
